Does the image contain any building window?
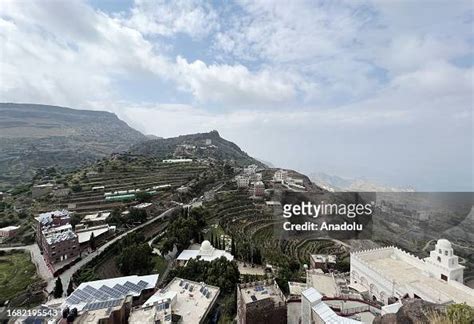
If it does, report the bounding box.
[444,251,448,256]
[441,274,448,281]
[437,256,441,262]
[438,249,442,254]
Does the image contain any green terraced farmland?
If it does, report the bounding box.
[0,251,39,303]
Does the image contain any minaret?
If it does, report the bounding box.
[425,239,465,283]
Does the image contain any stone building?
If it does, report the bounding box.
[237,279,287,324]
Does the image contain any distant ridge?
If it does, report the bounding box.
[0,103,147,187]
[130,130,265,168]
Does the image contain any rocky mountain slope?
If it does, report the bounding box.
[0,103,147,188]
[129,130,265,168]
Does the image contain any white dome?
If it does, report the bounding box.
[201,240,213,251]
[437,239,452,249]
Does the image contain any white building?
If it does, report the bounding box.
[243,164,258,175]
[129,277,220,324]
[301,288,362,324]
[162,158,193,163]
[176,240,234,265]
[350,239,474,306]
[236,175,250,188]
[81,211,111,224]
[273,169,288,183]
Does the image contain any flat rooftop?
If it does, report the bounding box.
[307,270,338,297]
[239,280,285,305]
[358,252,474,306]
[132,278,219,324]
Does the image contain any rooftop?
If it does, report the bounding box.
[306,270,338,297]
[76,225,115,244]
[45,229,77,245]
[130,277,219,324]
[81,212,111,223]
[354,247,474,306]
[0,225,20,231]
[239,280,286,306]
[63,274,158,312]
[36,209,71,226]
[288,282,308,296]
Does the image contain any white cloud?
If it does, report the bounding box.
[172,57,296,105]
[126,0,218,39]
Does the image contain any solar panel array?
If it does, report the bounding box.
[66,280,152,310]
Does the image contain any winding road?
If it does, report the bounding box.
[0,207,177,294]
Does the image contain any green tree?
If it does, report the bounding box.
[66,280,74,296]
[89,232,96,251]
[117,243,154,275]
[446,303,474,324]
[53,277,64,298]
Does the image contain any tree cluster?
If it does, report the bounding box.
[116,232,154,275]
[169,257,239,294]
[161,207,207,254]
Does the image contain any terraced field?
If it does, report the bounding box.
[51,159,210,216]
[206,190,349,267]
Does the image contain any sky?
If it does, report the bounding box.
[0,0,472,191]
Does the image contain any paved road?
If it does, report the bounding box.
[0,207,177,294]
[52,207,177,293]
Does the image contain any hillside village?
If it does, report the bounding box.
[0,128,472,324]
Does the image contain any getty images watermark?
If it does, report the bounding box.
[282,200,375,232]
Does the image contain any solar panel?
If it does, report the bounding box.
[83,285,99,295]
[113,284,130,295]
[137,280,148,289]
[179,280,184,287]
[123,281,142,293]
[99,285,121,298]
[184,282,189,289]
[74,289,93,301]
[251,295,257,302]
[199,286,204,293]
[189,285,194,292]
[67,295,81,304]
[206,291,211,299]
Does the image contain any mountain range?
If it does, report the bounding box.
[0,103,147,187]
[0,103,263,189]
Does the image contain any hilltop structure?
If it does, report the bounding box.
[350,239,474,306]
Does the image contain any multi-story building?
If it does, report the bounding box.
[236,175,250,188]
[237,279,287,324]
[273,170,288,183]
[253,181,265,197]
[350,239,474,306]
[36,210,79,266]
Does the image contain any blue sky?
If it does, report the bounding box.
[0,0,472,191]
